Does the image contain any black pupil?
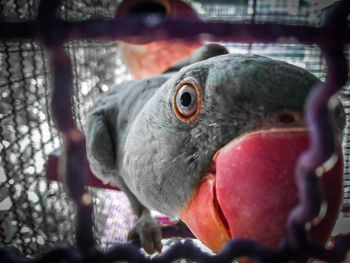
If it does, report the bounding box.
[180,92,192,107]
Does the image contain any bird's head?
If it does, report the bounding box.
[122,54,344,251]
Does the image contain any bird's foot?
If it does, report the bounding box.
[127,212,163,254]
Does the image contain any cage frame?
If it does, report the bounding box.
[0,0,350,262]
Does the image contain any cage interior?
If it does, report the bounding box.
[0,0,349,259]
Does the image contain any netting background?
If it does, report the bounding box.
[0,0,349,258]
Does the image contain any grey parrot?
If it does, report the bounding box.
[86,44,344,254]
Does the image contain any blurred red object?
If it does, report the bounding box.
[116,0,202,78]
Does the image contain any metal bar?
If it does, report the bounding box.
[0,18,350,45]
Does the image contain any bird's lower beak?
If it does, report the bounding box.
[179,128,343,252]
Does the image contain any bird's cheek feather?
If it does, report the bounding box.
[179,129,343,252]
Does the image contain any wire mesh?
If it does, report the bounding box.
[0,39,75,256]
[0,0,349,262]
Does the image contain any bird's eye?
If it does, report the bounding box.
[174,79,201,122]
[177,85,197,116]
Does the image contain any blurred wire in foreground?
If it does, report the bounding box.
[0,0,349,262]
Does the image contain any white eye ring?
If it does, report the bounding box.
[176,84,197,117]
[174,78,201,123]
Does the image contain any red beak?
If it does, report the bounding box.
[179,129,343,252]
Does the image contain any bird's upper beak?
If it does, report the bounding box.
[179,127,343,252]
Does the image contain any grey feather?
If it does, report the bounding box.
[86,53,321,219]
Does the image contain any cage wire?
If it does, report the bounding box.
[0,0,349,261]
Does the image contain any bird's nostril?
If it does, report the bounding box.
[279,113,296,124]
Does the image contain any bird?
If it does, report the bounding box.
[85,45,344,254]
